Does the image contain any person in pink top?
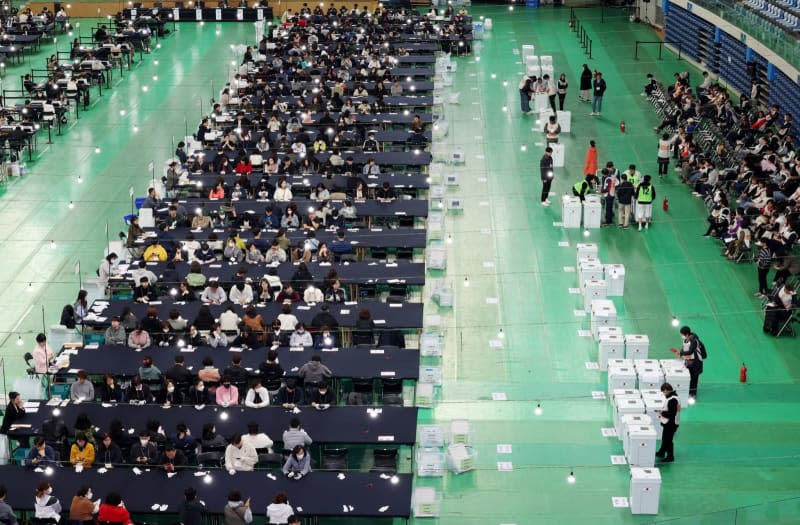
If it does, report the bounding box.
[32,333,55,374]
[215,376,239,407]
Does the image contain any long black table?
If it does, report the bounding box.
[170,198,429,218]
[83,300,424,330]
[193,149,432,168]
[57,344,420,381]
[183,172,430,191]
[123,7,274,22]
[7,403,418,445]
[0,468,412,519]
[113,260,425,286]
[135,227,428,249]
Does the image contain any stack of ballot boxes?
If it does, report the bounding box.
[627,424,657,468]
[605,263,626,296]
[614,394,645,441]
[625,334,650,360]
[598,327,624,370]
[590,299,617,340]
[576,243,598,265]
[583,194,602,229]
[619,413,651,457]
[562,195,582,228]
[660,359,691,404]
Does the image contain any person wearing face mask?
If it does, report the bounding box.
[216,376,240,407]
[129,431,159,465]
[276,379,305,410]
[224,433,258,472]
[69,485,98,524]
[310,382,334,409]
[34,482,62,523]
[162,380,184,405]
[288,323,313,347]
[187,379,211,406]
[282,445,311,479]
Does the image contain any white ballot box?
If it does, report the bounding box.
[576,243,598,266]
[630,467,662,515]
[416,447,445,477]
[533,93,548,113]
[556,110,571,133]
[663,367,691,405]
[627,425,657,468]
[625,334,650,360]
[562,196,582,229]
[608,365,638,397]
[521,44,535,60]
[641,393,665,439]
[583,194,602,229]
[637,366,664,390]
[620,413,652,451]
[599,333,625,371]
[583,278,607,312]
[614,396,645,439]
[607,357,633,369]
[591,299,617,340]
[551,143,565,167]
[605,264,626,296]
[447,443,476,474]
[412,487,441,517]
[579,261,604,286]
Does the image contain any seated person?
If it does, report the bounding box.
[187,379,212,406]
[310,382,335,409]
[240,421,274,452]
[125,375,155,403]
[245,379,271,408]
[133,277,157,303]
[158,444,187,473]
[24,437,57,467]
[224,433,258,472]
[128,431,159,465]
[282,445,311,479]
[70,432,96,468]
[96,433,124,465]
[275,378,304,409]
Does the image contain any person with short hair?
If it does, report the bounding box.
[655,383,680,463]
[266,492,294,524]
[225,433,258,472]
[104,316,126,345]
[69,432,95,468]
[241,421,273,452]
[97,492,132,525]
[68,485,96,523]
[32,333,55,374]
[539,147,554,206]
[223,491,252,525]
[0,484,19,525]
[282,445,311,478]
[282,418,312,450]
[24,437,56,468]
[634,174,656,231]
[178,488,204,525]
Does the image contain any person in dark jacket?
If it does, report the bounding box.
[615,174,635,229]
[539,147,554,206]
[655,383,680,462]
[0,392,25,434]
[178,487,205,525]
[96,433,124,465]
[352,308,375,346]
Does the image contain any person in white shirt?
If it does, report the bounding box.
[229,282,254,305]
[273,179,293,201]
[219,307,240,333]
[34,482,62,522]
[303,284,323,303]
[289,323,313,347]
[201,282,227,304]
[266,492,293,525]
[245,379,270,408]
[290,140,306,158]
[224,434,258,472]
[265,242,288,265]
[240,421,273,452]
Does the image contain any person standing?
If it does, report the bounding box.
[616,174,635,229]
[572,174,597,202]
[557,73,569,110]
[519,76,532,114]
[600,168,618,226]
[755,239,774,298]
[0,485,19,525]
[657,133,674,178]
[676,326,704,399]
[578,64,592,102]
[591,71,606,116]
[634,175,656,231]
[539,147,554,207]
[655,383,680,463]
[543,74,557,114]
[583,140,598,178]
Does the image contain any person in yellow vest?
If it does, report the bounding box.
[572,174,598,202]
[634,174,656,231]
[623,164,641,187]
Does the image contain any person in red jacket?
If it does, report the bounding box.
[583,140,598,177]
[97,493,133,525]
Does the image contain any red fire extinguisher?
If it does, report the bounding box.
[662,196,669,212]
[619,120,626,133]
[740,363,748,383]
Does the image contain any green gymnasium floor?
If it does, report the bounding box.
[0,5,799,524]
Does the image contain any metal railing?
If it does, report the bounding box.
[569,8,594,59]
[634,40,684,61]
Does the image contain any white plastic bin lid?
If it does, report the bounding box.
[414,486,438,503]
[608,358,634,368]
[626,334,648,343]
[609,366,637,378]
[615,397,645,410]
[628,425,657,438]
[634,359,659,370]
[612,389,642,400]
[630,467,661,481]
